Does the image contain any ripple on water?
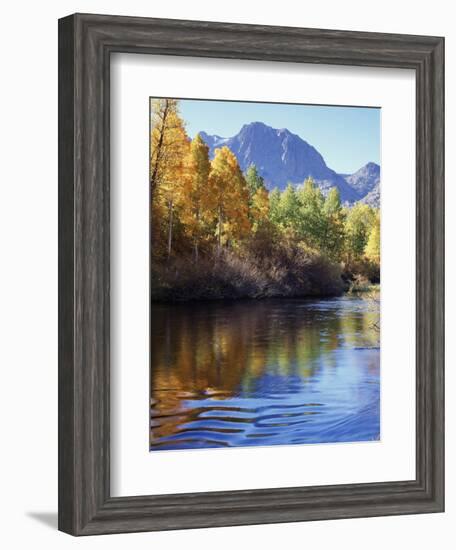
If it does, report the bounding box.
[150,296,380,451]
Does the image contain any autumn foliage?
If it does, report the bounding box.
[150,99,380,301]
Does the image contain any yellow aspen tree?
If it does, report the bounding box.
[150,98,189,259]
[180,134,211,262]
[365,211,380,265]
[160,125,189,259]
[150,99,184,202]
[226,150,251,245]
[251,187,270,232]
[208,146,251,254]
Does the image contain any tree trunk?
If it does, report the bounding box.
[217,206,223,256]
[194,208,200,263]
[167,200,173,260]
[194,241,199,263]
[150,101,170,204]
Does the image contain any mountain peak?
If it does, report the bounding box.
[359,161,380,175]
[200,122,377,204]
[344,162,380,206]
[242,121,267,129]
[240,121,296,139]
[277,127,292,135]
[239,121,273,135]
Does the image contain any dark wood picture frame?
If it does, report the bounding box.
[58,13,445,536]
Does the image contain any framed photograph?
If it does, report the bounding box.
[58,13,444,535]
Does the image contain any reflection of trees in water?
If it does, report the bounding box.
[150,296,380,441]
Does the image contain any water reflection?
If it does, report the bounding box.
[150,294,380,450]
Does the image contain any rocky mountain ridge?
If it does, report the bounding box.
[199,121,380,206]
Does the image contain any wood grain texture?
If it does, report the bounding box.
[58,15,76,535]
[58,13,445,536]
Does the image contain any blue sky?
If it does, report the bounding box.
[175,98,380,175]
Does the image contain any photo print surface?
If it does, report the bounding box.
[149,98,381,451]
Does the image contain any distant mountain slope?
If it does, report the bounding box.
[199,122,363,203]
[359,185,380,207]
[343,162,380,207]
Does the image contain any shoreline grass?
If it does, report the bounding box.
[151,247,346,303]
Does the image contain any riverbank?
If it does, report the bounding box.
[348,278,380,293]
[151,248,348,302]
